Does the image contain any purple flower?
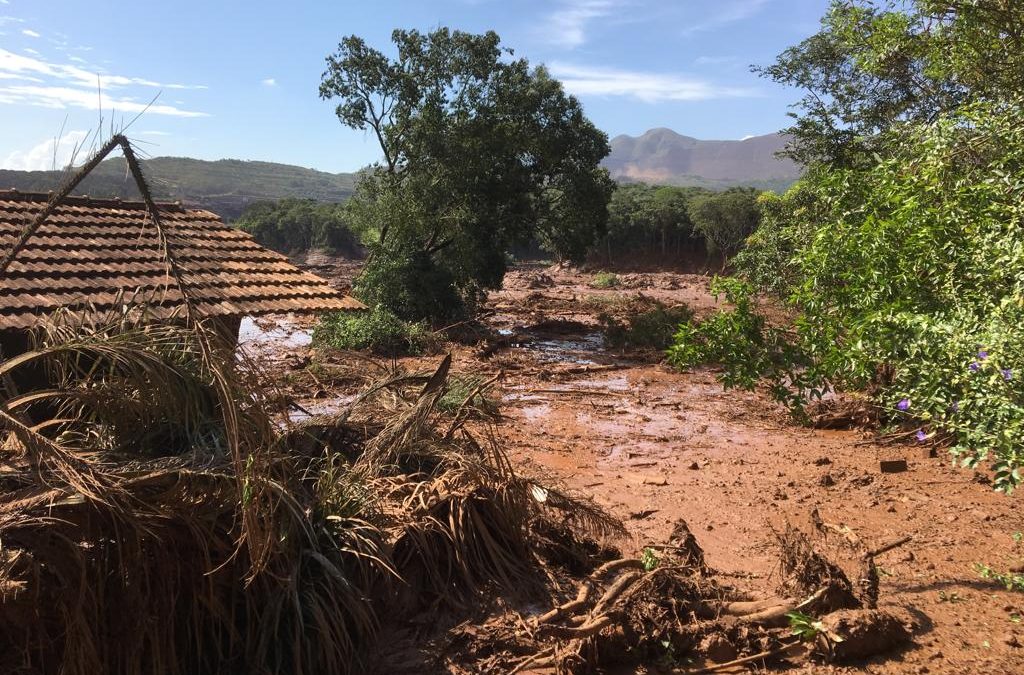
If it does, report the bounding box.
[1003,368,1013,381]
[897,398,910,411]
[916,429,928,442]
[950,401,959,412]
[977,350,989,361]
[969,361,981,372]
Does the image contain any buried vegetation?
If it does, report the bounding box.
[0,312,921,673]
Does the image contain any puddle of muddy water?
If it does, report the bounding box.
[529,332,604,365]
[287,395,356,423]
[239,316,312,349]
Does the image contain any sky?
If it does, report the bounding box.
[0,0,831,174]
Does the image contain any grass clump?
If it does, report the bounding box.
[437,373,500,418]
[313,306,433,355]
[601,303,694,351]
[591,272,620,289]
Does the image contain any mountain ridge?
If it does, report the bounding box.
[603,129,801,191]
[0,129,800,221]
[0,157,358,221]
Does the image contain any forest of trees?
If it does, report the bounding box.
[235,198,361,256]
[240,183,763,272]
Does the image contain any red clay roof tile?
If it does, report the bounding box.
[0,191,364,328]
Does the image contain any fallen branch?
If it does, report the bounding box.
[536,580,594,625]
[444,370,503,438]
[529,388,628,397]
[866,535,913,560]
[589,570,643,618]
[683,640,803,673]
[541,614,614,638]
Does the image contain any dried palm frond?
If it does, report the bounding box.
[0,312,624,674]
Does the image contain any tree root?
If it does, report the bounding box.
[536,580,594,625]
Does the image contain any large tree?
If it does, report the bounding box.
[320,28,613,321]
[758,0,1024,166]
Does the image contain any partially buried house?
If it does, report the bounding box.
[0,146,363,364]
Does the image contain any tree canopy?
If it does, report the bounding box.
[758,0,1024,166]
[236,198,360,255]
[320,28,613,321]
[675,0,1024,492]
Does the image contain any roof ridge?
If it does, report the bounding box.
[0,189,187,213]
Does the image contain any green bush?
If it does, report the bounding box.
[312,306,432,355]
[665,279,804,404]
[591,272,620,289]
[676,99,1024,492]
[352,252,474,324]
[602,303,694,351]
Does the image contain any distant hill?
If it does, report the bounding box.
[0,131,798,220]
[0,157,358,221]
[604,129,801,192]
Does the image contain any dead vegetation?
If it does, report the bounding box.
[0,309,626,675]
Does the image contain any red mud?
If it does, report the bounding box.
[251,262,1024,674]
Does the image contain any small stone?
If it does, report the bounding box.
[946,514,958,523]
[813,457,832,466]
[688,461,700,470]
[1004,634,1021,649]
[886,504,897,513]
[880,459,909,473]
[705,524,714,531]
[819,473,836,487]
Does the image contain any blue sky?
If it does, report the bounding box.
[0,0,830,173]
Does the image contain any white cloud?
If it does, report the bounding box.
[2,129,90,171]
[68,55,86,63]
[0,84,209,117]
[549,62,758,102]
[541,0,618,48]
[261,77,276,86]
[695,55,741,66]
[23,47,38,55]
[21,28,40,38]
[740,134,756,140]
[0,48,208,116]
[138,130,171,136]
[0,48,206,90]
[682,0,770,35]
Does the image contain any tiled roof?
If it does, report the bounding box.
[0,190,364,328]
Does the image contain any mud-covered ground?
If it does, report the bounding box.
[244,262,1024,674]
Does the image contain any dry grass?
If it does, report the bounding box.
[0,312,622,675]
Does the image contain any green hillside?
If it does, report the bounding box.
[0,157,359,221]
